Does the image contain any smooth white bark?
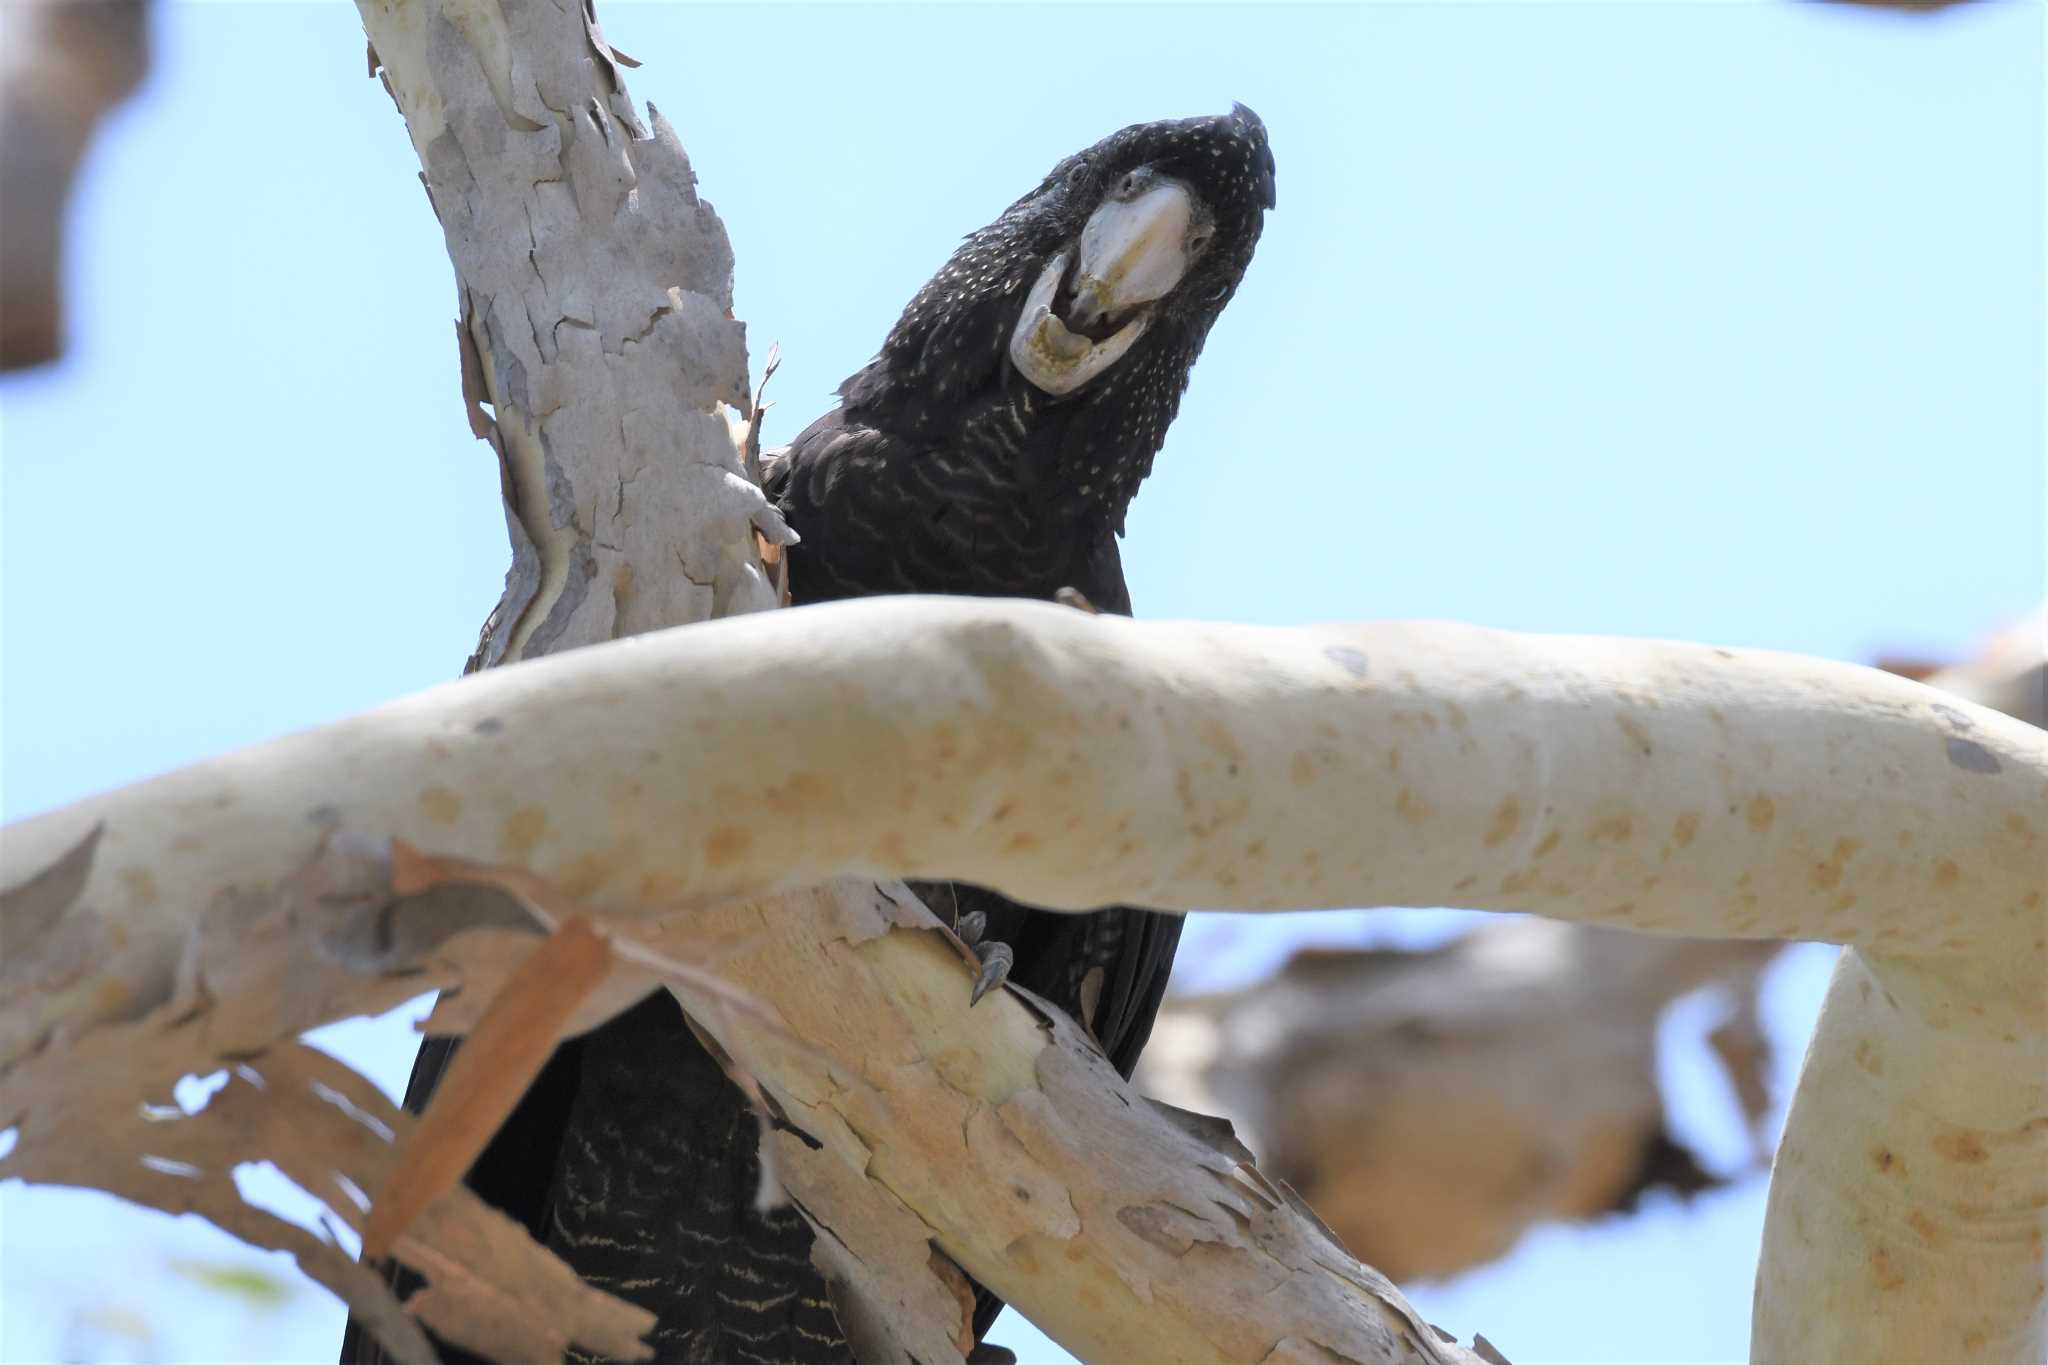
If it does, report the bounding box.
[11,604,2038,1009]
[5,599,2042,1361]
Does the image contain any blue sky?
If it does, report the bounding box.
[2,2,2040,1362]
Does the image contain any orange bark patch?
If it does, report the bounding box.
[1588,814,1634,845]
[1932,1131,1989,1164]
[1484,796,1522,848]
[1810,837,1862,891]
[501,805,548,855]
[558,852,617,899]
[636,870,684,902]
[419,785,463,825]
[92,977,135,1016]
[1196,717,1245,764]
[1745,795,1776,834]
[772,770,841,812]
[703,824,753,868]
[121,867,160,910]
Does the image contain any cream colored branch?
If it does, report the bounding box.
[1142,607,2047,1296]
[1753,613,2048,1365]
[4,600,2042,1360]
[8,604,2037,1006]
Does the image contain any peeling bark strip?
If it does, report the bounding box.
[3,600,2044,1361]
[363,917,613,1260]
[0,1031,656,1365]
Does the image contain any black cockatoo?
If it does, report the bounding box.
[343,105,1273,1365]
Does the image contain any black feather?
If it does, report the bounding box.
[341,105,1272,1365]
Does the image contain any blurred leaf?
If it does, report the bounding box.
[168,1256,298,1311]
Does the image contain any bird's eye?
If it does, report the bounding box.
[1206,283,1231,302]
[1065,164,1090,189]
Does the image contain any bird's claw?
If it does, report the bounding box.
[952,907,1011,1004]
[1053,586,1101,615]
[969,941,1014,1006]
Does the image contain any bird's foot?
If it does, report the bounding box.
[954,910,1014,1005]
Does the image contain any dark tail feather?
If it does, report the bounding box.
[339,994,847,1365]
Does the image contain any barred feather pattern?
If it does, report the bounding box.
[545,995,845,1365]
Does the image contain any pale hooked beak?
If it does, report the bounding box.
[1008,178,1204,395]
[1068,179,1201,332]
